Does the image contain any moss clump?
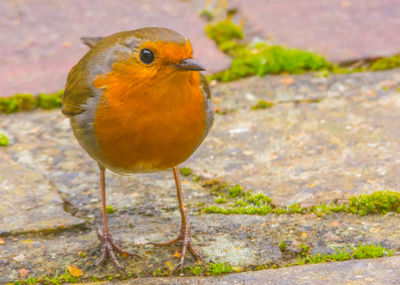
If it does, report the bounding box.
[294,244,392,265]
[0,132,9,146]
[205,19,244,52]
[106,205,117,214]
[0,93,37,114]
[279,241,287,252]
[212,41,331,82]
[37,90,63,109]
[346,190,400,216]
[200,9,214,21]
[203,185,400,217]
[205,19,331,82]
[180,167,192,176]
[207,263,233,276]
[251,99,274,110]
[0,90,64,114]
[9,269,80,285]
[370,53,400,71]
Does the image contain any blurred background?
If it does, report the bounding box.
[1,0,399,96]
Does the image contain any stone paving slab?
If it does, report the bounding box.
[232,0,400,63]
[0,157,85,236]
[1,70,400,282]
[189,69,400,206]
[0,0,230,96]
[115,256,400,285]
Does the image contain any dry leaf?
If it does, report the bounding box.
[19,268,29,277]
[280,77,294,85]
[330,221,340,227]
[67,265,83,277]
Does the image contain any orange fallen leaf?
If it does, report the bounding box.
[280,77,294,85]
[67,265,83,277]
[330,221,341,227]
[19,268,29,277]
[301,232,307,238]
[0,238,5,245]
[173,251,181,258]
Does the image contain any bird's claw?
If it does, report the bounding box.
[96,227,139,275]
[147,223,203,274]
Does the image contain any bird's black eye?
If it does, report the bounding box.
[139,49,154,64]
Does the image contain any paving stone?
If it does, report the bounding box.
[188,69,400,206]
[0,158,85,236]
[116,256,400,284]
[232,0,400,63]
[0,0,230,96]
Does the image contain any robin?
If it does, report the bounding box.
[62,27,214,273]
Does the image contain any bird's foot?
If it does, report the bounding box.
[146,223,203,273]
[96,227,139,274]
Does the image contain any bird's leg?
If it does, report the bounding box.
[147,166,202,272]
[95,165,138,274]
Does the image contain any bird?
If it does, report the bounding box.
[61,27,214,274]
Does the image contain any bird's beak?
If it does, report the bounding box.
[175,58,206,71]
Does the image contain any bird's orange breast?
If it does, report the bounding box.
[92,67,206,172]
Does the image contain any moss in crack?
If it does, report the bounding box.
[203,184,400,217]
[8,269,80,285]
[205,19,244,52]
[205,19,330,82]
[293,244,393,266]
[0,90,64,114]
[251,99,274,110]
[370,53,400,71]
[0,94,37,114]
[0,132,9,146]
[206,18,400,81]
[37,90,63,109]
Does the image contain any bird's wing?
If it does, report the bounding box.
[81,37,104,48]
[61,57,93,117]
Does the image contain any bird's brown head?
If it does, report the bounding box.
[87,27,205,92]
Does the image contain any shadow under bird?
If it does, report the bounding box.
[62,27,214,274]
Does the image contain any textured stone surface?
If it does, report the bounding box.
[0,0,230,96]
[0,158,85,236]
[1,69,400,282]
[233,0,400,63]
[117,256,400,284]
[190,69,400,206]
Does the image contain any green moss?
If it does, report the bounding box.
[346,190,400,216]
[106,205,117,214]
[188,265,204,276]
[352,243,393,259]
[11,269,80,285]
[203,184,400,217]
[180,167,192,176]
[37,90,63,109]
[205,20,243,52]
[251,100,274,110]
[200,9,214,21]
[205,19,331,82]
[279,241,287,252]
[370,53,400,71]
[294,244,393,266]
[0,94,37,114]
[207,262,233,276]
[0,90,64,114]
[0,132,9,146]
